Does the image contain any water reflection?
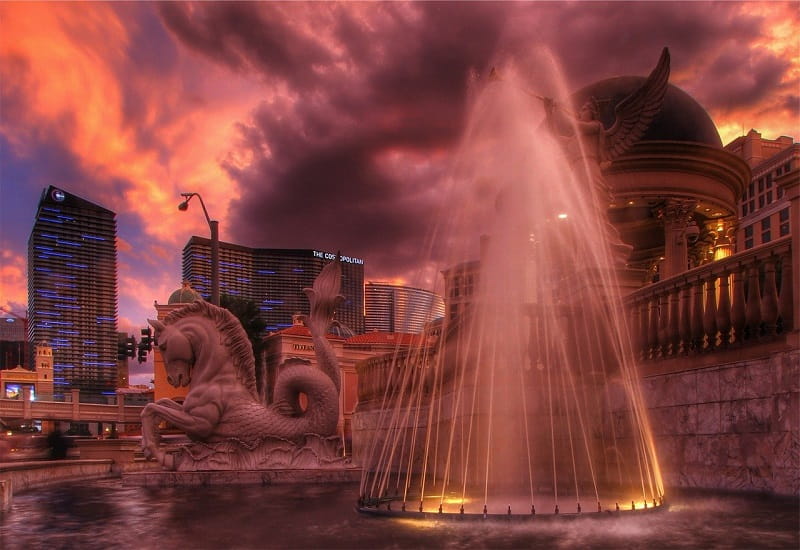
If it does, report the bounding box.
[1,481,797,549]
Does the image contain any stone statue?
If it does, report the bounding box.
[544,47,670,262]
[141,258,347,471]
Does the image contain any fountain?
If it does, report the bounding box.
[356,48,670,519]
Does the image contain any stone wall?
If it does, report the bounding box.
[639,348,798,495]
[0,459,115,511]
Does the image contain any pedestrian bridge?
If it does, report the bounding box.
[0,390,144,425]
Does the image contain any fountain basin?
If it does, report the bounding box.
[122,467,361,487]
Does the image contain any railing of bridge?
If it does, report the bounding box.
[0,399,144,424]
[625,236,793,361]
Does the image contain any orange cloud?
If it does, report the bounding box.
[0,3,261,250]
[0,250,27,312]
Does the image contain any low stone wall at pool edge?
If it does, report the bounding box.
[616,347,799,496]
[0,459,115,511]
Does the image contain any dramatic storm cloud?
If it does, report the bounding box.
[1,2,798,384]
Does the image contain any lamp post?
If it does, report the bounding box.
[178,192,219,306]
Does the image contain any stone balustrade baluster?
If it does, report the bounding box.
[778,252,793,332]
[678,284,692,355]
[648,296,660,359]
[731,264,747,344]
[690,279,705,352]
[716,271,732,347]
[657,294,670,357]
[668,286,680,356]
[745,263,762,339]
[639,300,650,360]
[703,276,718,350]
[761,256,779,337]
[628,301,641,359]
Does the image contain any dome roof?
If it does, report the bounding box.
[572,77,722,148]
[168,282,202,304]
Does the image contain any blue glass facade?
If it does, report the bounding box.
[28,186,118,402]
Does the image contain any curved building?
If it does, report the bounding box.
[364,282,444,334]
[573,78,750,284]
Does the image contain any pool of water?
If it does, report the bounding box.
[1,480,797,549]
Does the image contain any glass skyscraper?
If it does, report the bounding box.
[364,282,445,334]
[182,237,365,334]
[28,186,118,402]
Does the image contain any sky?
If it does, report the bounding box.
[1,2,798,384]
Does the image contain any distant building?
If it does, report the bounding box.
[182,237,365,334]
[364,282,445,334]
[0,341,54,400]
[725,130,797,251]
[0,310,27,370]
[28,186,118,402]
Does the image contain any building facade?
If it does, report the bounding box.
[352,60,798,496]
[182,237,365,334]
[364,282,445,334]
[28,186,118,402]
[0,342,54,401]
[725,130,797,251]
[0,310,27,370]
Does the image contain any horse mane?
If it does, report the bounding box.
[164,300,258,400]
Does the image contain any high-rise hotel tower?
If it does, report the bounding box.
[28,186,118,402]
[182,237,365,334]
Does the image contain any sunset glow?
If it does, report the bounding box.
[2,2,798,385]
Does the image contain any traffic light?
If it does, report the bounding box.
[137,343,147,363]
[117,339,127,361]
[138,327,153,363]
[117,335,137,360]
[125,336,136,358]
[140,327,153,351]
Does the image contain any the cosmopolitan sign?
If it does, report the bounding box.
[312,250,364,265]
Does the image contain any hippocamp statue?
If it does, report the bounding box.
[141,258,345,470]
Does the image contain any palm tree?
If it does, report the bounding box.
[220,294,267,402]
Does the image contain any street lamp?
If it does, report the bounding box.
[178,192,219,306]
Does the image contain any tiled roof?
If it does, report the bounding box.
[345,331,421,346]
[270,325,345,340]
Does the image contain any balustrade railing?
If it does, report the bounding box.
[626,236,793,360]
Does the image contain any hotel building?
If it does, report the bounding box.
[182,237,365,334]
[27,186,118,402]
[725,130,797,251]
[364,282,445,334]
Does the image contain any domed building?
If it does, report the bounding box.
[167,281,202,305]
[572,78,750,285]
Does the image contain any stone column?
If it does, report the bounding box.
[778,175,799,347]
[70,389,80,422]
[658,199,697,279]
